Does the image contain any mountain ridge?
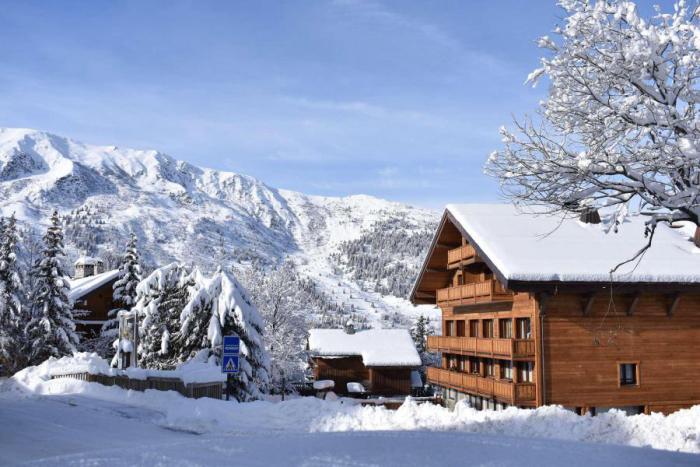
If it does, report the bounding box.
[0,127,441,328]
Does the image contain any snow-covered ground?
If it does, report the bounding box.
[2,355,699,465]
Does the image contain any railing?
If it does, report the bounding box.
[447,245,480,268]
[426,367,536,406]
[50,372,223,400]
[426,335,536,358]
[436,279,513,306]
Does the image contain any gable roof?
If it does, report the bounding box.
[308,328,421,368]
[67,269,120,303]
[411,204,700,301]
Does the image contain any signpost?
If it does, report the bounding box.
[221,336,240,401]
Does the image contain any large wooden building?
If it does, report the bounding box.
[308,327,422,396]
[67,257,120,338]
[410,204,700,415]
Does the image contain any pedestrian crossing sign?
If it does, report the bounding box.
[222,355,239,374]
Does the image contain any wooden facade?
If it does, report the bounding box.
[411,211,700,415]
[312,356,414,396]
[73,277,118,338]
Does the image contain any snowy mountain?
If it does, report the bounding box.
[0,127,440,328]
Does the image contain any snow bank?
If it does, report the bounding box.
[311,399,700,453]
[6,356,700,454]
[11,352,227,388]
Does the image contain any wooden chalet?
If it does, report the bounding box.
[308,326,422,396]
[68,257,120,338]
[410,204,700,415]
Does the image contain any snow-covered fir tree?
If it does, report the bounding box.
[244,261,309,394]
[98,232,142,359]
[173,268,213,362]
[207,269,270,401]
[24,211,79,365]
[0,215,26,375]
[134,263,185,369]
[411,313,437,385]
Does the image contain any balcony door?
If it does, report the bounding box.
[515,318,531,339]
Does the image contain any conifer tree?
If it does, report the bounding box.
[24,211,79,365]
[99,232,142,359]
[209,269,270,401]
[174,268,213,362]
[135,263,185,369]
[411,313,436,385]
[0,216,26,374]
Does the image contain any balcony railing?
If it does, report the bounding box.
[426,366,536,406]
[447,245,481,269]
[436,279,513,307]
[426,335,535,358]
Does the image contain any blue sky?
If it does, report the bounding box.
[0,0,676,209]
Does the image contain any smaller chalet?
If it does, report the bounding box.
[68,257,119,338]
[308,326,422,396]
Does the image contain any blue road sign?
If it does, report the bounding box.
[223,336,240,356]
[222,355,239,374]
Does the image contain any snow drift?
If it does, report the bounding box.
[5,354,700,454]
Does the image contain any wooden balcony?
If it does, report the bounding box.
[447,245,482,269]
[426,366,536,406]
[426,336,535,359]
[436,279,513,307]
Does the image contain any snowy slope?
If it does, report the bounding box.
[0,127,440,328]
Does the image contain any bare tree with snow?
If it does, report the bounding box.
[244,261,309,395]
[487,0,700,265]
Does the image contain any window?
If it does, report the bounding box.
[518,362,534,382]
[456,321,466,337]
[457,272,464,286]
[482,320,494,338]
[447,355,458,371]
[446,321,455,337]
[459,356,467,372]
[501,360,513,380]
[469,320,479,337]
[619,363,639,387]
[516,318,531,339]
[499,319,512,339]
[469,357,480,374]
[484,358,494,377]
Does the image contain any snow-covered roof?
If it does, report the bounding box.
[308,329,421,367]
[75,256,103,266]
[445,204,700,284]
[67,269,120,302]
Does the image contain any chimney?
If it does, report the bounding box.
[579,209,601,225]
[74,255,103,279]
[694,226,700,248]
[344,319,356,335]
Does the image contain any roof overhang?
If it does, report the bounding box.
[410,207,700,303]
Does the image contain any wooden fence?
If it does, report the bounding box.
[50,372,223,400]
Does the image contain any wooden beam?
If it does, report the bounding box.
[582,294,596,317]
[426,268,448,273]
[667,293,681,317]
[627,293,641,317]
[415,291,436,298]
[435,243,460,249]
